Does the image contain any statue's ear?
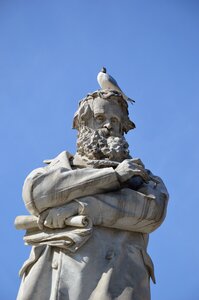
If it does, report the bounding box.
[72,113,78,129]
[122,119,136,133]
[72,103,93,130]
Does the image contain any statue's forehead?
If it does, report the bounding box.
[92,98,123,116]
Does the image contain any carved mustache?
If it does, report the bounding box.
[97,127,112,137]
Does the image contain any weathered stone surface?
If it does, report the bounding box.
[16,90,169,300]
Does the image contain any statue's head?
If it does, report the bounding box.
[73,90,135,163]
[73,90,135,135]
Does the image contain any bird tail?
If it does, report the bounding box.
[122,93,135,104]
[127,97,135,104]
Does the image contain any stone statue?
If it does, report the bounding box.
[16,89,169,300]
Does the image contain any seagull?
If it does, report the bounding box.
[97,67,135,104]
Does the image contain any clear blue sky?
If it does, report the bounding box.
[1,1,199,299]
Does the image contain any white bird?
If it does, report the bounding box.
[97,67,135,104]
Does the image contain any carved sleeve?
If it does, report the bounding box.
[77,176,169,233]
[22,166,121,216]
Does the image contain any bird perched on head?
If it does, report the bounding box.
[97,67,135,104]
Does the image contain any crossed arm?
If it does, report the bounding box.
[22,158,169,234]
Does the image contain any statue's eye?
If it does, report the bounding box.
[111,117,119,124]
[96,115,105,122]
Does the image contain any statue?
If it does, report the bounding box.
[16,89,169,300]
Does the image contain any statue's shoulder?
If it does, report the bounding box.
[43,151,73,170]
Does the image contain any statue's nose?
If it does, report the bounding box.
[103,121,112,129]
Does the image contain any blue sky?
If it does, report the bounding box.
[1,1,199,299]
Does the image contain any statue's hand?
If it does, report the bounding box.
[115,159,149,184]
[38,202,79,229]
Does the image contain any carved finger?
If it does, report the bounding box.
[52,214,62,228]
[134,169,148,181]
[44,215,54,228]
[37,210,49,230]
[140,172,150,182]
[37,216,44,230]
[57,217,65,228]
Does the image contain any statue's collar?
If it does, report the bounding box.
[72,153,119,169]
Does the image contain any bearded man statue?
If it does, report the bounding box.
[16,90,169,300]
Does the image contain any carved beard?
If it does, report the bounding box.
[76,126,131,162]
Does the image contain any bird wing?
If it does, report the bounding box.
[108,74,121,89]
